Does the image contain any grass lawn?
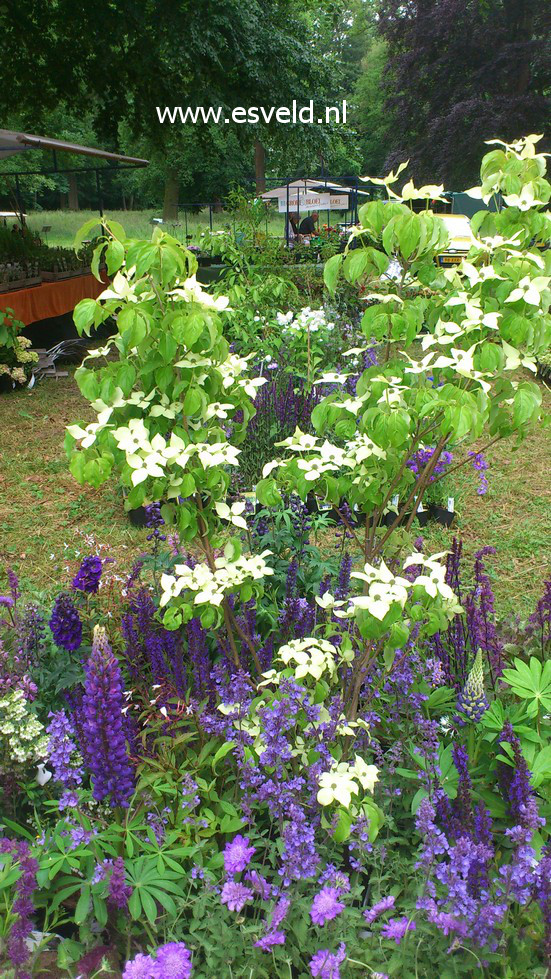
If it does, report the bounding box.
[0,374,145,601]
[25,208,301,248]
[1,369,549,617]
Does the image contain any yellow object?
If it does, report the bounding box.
[437,214,475,266]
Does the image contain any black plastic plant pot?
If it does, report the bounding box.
[128,506,149,528]
[428,504,455,527]
[197,255,212,267]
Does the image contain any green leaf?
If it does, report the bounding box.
[74,887,91,925]
[323,253,343,294]
[397,213,420,260]
[73,298,99,336]
[74,218,102,251]
[105,239,125,275]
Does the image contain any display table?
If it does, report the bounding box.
[0,274,105,326]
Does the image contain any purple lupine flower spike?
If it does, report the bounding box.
[82,626,136,807]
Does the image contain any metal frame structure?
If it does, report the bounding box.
[0,129,148,221]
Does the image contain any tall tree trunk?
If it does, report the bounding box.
[68,173,79,210]
[254,140,266,194]
[163,169,179,221]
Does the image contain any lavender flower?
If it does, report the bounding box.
[223,834,256,875]
[310,886,345,926]
[49,593,82,651]
[309,943,347,979]
[82,626,135,807]
[497,722,541,829]
[72,555,103,594]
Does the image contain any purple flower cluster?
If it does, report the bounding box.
[46,710,83,790]
[364,894,395,924]
[310,886,345,926]
[123,942,192,978]
[221,880,253,911]
[0,837,37,975]
[381,916,416,945]
[497,722,542,830]
[49,592,82,650]
[108,856,132,909]
[81,626,135,807]
[223,834,256,875]
[121,589,187,697]
[72,555,103,594]
[407,445,453,481]
[468,451,489,495]
[309,943,347,978]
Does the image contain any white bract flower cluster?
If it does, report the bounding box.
[327,553,462,623]
[0,689,48,767]
[264,426,387,486]
[276,637,352,682]
[276,307,335,334]
[160,552,273,608]
[317,756,379,809]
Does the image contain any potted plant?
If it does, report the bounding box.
[0,309,39,391]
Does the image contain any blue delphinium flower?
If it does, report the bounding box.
[72,555,103,594]
[49,593,82,651]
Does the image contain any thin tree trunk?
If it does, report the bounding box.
[254,140,266,194]
[163,169,179,221]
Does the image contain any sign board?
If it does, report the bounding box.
[278,193,349,213]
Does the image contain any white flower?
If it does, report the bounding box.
[315,593,345,611]
[502,186,547,211]
[346,434,386,462]
[317,765,359,809]
[239,376,268,398]
[505,275,549,306]
[66,409,113,448]
[112,418,150,454]
[204,402,235,421]
[297,458,337,482]
[337,396,368,415]
[278,637,340,681]
[276,428,320,451]
[315,372,352,385]
[350,756,379,792]
[262,459,281,477]
[169,274,231,311]
[215,500,248,530]
[197,443,241,468]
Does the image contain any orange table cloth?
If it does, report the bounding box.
[0,274,105,326]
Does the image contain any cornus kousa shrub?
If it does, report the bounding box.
[66,222,273,663]
[259,136,550,561]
